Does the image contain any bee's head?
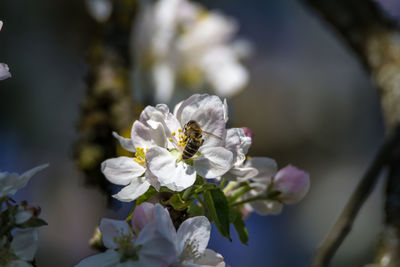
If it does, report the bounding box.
[184,120,202,134]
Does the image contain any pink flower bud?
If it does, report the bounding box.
[273,165,310,204]
[242,127,254,141]
[131,202,155,231]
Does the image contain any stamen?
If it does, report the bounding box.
[133,147,146,164]
[171,132,176,136]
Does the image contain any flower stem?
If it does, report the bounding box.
[231,195,270,207]
[125,205,136,222]
[227,185,252,203]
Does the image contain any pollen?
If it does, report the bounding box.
[133,147,146,164]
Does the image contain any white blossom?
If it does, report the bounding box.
[0,164,49,198]
[0,228,39,267]
[75,203,225,267]
[144,94,233,191]
[103,94,233,196]
[132,0,250,103]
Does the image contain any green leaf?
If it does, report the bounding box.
[135,187,157,206]
[230,208,249,245]
[168,194,194,211]
[187,203,204,217]
[19,218,47,228]
[194,183,217,194]
[204,188,231,241]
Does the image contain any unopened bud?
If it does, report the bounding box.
[273,165,310,204]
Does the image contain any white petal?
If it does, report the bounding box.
[201,46,248,97]
[0,21,3,31]
[75,249,120,267]
[99,218,131,249]
[153,204,177,245]
[225,128,251,166]
[147,147,196,191]
[101,157,145,186]
[152,62,175,103]
[249,200,283,216]
[131,202,155,232]
[249,157,277,185]
[0,63,11,81]
[177,216,210,255]
[140,104,169,123]
[226,166,258,181]
[0,164,48,197]
[131,120,167,149]
[135,204,178,264]
[139,105,181,148]
[223,99,228,123]
[194,147,233,179]
[11,228,38,261]
[207,60,248,97]
[173,100,183,117]
[15,210,33,224]
[176,94,226,142]
[112,178,150,202]
[193,249,225,267]
[112,131,135,153]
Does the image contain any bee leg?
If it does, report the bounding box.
[200,139,204,146]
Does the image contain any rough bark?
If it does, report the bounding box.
[304,0,400,266]
[74,0,137,201]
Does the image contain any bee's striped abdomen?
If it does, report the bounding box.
[182,138,203,159]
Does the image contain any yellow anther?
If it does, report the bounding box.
[178,129,182,133]
[171,132,176,136]
[169,137,173,142]
[133,147,146,165]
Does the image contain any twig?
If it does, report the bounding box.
[312,126,400,267]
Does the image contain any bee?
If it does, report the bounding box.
[182,120,221,160]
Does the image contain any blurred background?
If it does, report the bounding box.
[0,0,396,266]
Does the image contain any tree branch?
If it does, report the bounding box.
[74,0,137,201]
[303,1,400,265]
[312,126,400,267]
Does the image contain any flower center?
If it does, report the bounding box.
[179,240,201,263]
[133,147,147,165]
[169,129,188,149]
[115,233,141,262]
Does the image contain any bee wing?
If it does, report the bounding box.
[202,130,223,140]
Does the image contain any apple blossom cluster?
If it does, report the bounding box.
[0,21,11,81]
[76,93,311,266]
[132,0,250,103]
[0,164,48,267]
[76,203,225,266]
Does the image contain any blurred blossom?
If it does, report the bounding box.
[0,21,11,81]
[85,0,113,23]
[132,0,250,103]
[6,228,39,266]
[76,203,225,267]
[0,63,11,81]
[0,164,49,198]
